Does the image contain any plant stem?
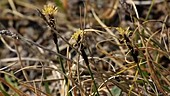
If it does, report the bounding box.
[80,47,100,96]
[52,33,72,96]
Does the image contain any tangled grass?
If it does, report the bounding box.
[0,0,170,96]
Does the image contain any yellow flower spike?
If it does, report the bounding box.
[42,4,58,15]
[116,27,131,36]
[116,27,126,36]
[71,29,86,42]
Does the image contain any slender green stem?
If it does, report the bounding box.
[80,47,99,96]
[145,0,155,20]
[87,64,100,96]
[52,33,72,96]
[53,33,67,80]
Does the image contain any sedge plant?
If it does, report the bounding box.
[38,4,72,96]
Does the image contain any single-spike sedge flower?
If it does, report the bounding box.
[42,4,58,16]
[71,29,86,42]
[71,29,100,96]
[116,27,132,36]
[41,4,73,96]
[41,4,58,30]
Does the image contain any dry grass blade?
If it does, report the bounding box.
[0,0,170,95]
[0,78,28,96]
